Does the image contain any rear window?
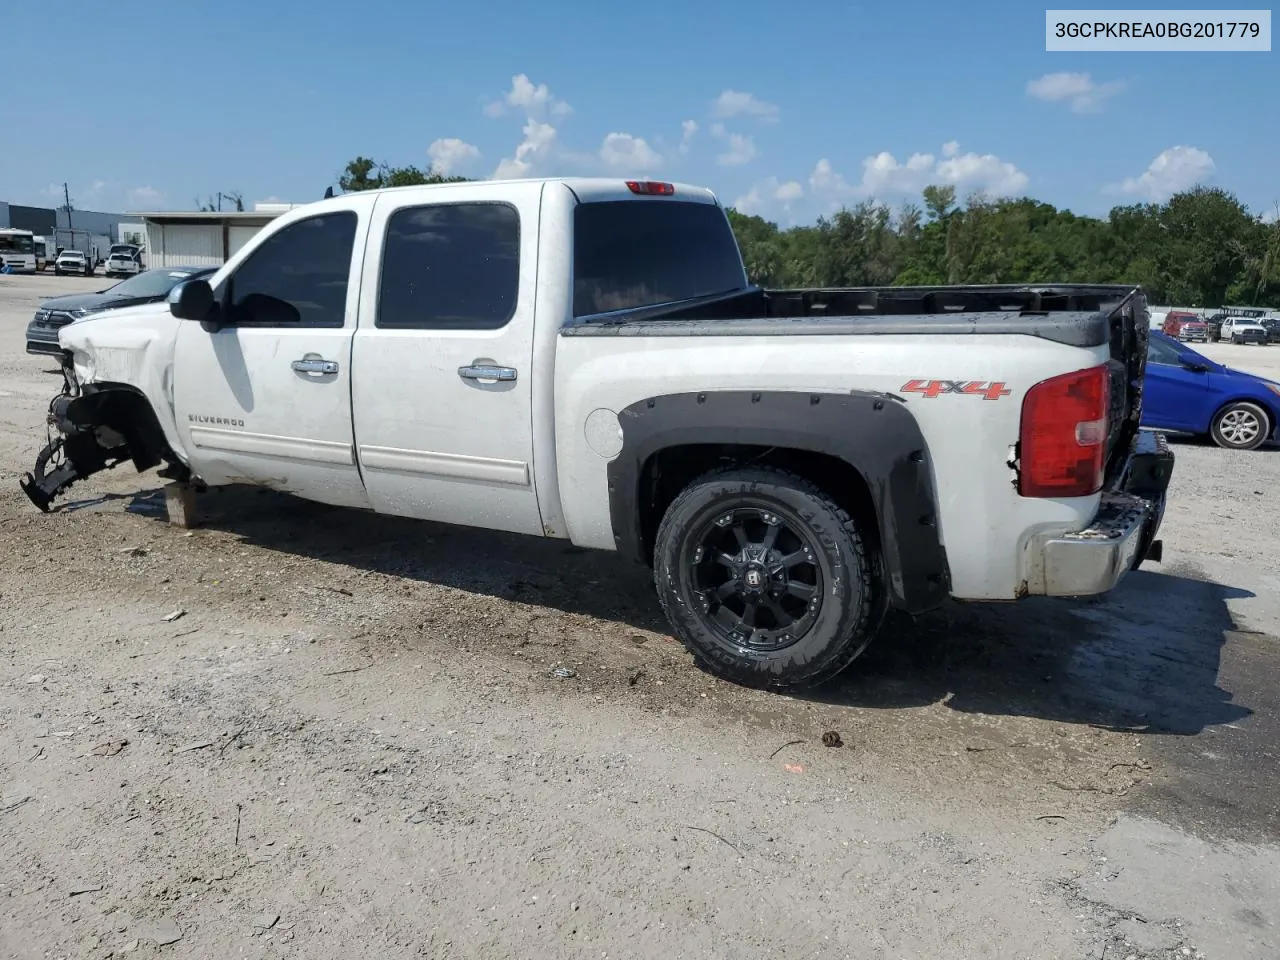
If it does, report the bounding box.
[572,200,745,318]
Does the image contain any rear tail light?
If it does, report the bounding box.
[1018,364,1109,498]
[625,180,675,195]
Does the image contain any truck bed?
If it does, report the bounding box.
[561,283,1144,350]
[562,282,1151,494]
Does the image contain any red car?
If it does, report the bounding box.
[1176,320,1208,343]
[1161,311,1202,338]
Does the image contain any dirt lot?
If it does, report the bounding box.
[1,272,1278,960]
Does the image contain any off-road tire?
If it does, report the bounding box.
[1209,401,1271,451]
[653,466,881,691]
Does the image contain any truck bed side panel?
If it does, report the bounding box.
[553,332,1112,601]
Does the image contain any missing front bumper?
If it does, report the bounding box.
[19,392,133,512]
[20,372,188,513]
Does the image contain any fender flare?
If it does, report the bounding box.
[604,389,951,614]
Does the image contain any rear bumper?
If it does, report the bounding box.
[1034,431,1174,597]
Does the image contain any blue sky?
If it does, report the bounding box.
[3,0,1275,224]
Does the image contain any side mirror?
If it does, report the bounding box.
[169,279,214,322]
[1180,359,1209,373]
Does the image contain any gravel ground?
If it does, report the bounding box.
[1,272,1278,960]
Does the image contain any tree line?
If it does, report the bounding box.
[335,157,1280,308]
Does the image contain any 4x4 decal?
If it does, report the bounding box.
[900,379,1011,400]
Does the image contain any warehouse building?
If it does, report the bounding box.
[134,203,301,268]
[0,200,145,261]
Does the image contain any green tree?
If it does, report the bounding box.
[1229,207,1280,305]
[336,156,473,193]
[1152,187,1256,306]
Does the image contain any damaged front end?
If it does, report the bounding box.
[20,352,189,512]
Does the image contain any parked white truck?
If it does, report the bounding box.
[21,177,1173,690]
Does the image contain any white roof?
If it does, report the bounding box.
[347,177,719,205]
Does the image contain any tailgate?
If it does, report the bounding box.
[1098,288,1149,488]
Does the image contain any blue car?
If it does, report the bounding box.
[1142,330,1280,450]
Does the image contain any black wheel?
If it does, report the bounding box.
[1210,401,1271,450]
[653,466,880,690]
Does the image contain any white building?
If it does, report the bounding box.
[133,202,305,269]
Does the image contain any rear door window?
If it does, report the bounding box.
[572,200,745,317]
[376,202,521,330]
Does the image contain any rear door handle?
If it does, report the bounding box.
[292,357,339,375]
[458,364,517,382]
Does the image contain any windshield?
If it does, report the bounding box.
[59,250,85,260]
[106,268,203,299]
[0,233,35,254]
[109,245,138,256]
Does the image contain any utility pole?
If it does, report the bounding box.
[217,191,222,212]
[62,182,73,231]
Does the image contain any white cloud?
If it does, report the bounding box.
[1114,146,1215,200]
[679,119,698,154]
[933,149,1029,195]
[1262,206,1279,224]
[427,137,481,175]
[127,186,163,206]
[809,158,855,199]
[809,143,1029,203]
[599,132,662,172]
[493,119,558,179]
[709,122,726,138]
[711,89,780,123]
[734,177,804,217]
[484,74,575,179]
[860,151,938,195]
[1026,71,1126,114]
[716,133,758,167]
[483,73,572,119]
[775,180,803,202]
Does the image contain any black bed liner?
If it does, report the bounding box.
[561,283,1145,350]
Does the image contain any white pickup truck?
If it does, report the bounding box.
[21,177,1173,690]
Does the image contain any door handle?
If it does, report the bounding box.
[458,364,517,382]
[292,358,339,375]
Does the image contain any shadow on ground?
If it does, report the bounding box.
[809,567,1253,736]
[90,484,1254,740]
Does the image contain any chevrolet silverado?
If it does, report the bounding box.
[20,177,1173,690]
